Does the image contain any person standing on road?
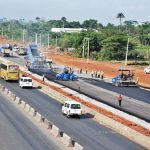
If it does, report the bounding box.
[118,94,122,107]
[42,74,45,82]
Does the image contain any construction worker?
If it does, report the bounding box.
[100,71,104,80]
[42,74,45,82]
[97,71,100,78]
[85,69,88,74]
[136,77,139,84]
[91,70,94,78]
[118,94,122,107]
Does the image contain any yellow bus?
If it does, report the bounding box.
[0,62,20,81]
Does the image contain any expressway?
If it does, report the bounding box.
[0,78,146,150]
[0,92,65,150]
[6,55,150,122]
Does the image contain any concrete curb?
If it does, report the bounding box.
[35,112,42,122]
[20,100,26,109]
[7,90,12,97]
[11,94,16,101]
[44,119,53,129]
[15,97,21,104]
[25,104,31,112]
[29,107,36,117]
[51,125,61,137]
[62,133,73,147]
[73,142,84,150]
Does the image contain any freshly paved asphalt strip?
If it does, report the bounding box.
[0,92,64,150]
[0,79,146,150]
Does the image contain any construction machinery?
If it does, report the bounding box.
[24,44,51,73]
[112,68,137,87]
[56,67,78,81]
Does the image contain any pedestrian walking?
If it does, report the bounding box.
[42,74,45,82]
[118,94,122,107]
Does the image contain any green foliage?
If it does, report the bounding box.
[1,17,150,61]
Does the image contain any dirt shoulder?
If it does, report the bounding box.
[44,48,150,88]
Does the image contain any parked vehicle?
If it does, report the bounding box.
[19,76,33,88]
[144,66,150,74]
[112,68,137,87]
[62,101,82,117]
[0,62,19,81]
[56,67,78,81]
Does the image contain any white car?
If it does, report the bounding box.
[13,46,19,52]
[62,101,82,118]
[19,76,33,88]
[144,66,150,74]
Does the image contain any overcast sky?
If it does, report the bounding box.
[0,0,150,25]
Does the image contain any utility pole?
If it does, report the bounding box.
[22,29,25,43]
[39,34,42,48]
[35,33,38,45]
[87,38,90,63]
[1,27,4,37]
[125,37,129,66]
[83,37,90,63]
[48,34,50,48]
[56,36,58,47]
[11,34,14,41]
[82,38,85,58]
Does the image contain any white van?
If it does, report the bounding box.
[62,101,82,117]
[144,66,150,74]
[19,76,33,88]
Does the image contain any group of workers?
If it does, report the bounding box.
[78,68,104,80]
[90,70,104,79]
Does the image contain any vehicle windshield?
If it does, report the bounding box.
[71,104,81,109]
[9,65,19,71]
[24,79,32,82]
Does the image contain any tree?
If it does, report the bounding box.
[61,17,67,28]
[117,13,125,30]
[82,19,98,29]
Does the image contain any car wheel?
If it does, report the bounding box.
[62,110,65,115]
[66,112,70,118]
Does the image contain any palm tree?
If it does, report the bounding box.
[117,13,125,30]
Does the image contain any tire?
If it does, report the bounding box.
[115,82,119,87]
[66,112,70,118]
[57,77,60,80]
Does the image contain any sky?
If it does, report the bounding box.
[0,0,150,25]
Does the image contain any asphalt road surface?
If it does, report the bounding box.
[5,55,150,122]
[0,78,146,150]
[0,92,64,150]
